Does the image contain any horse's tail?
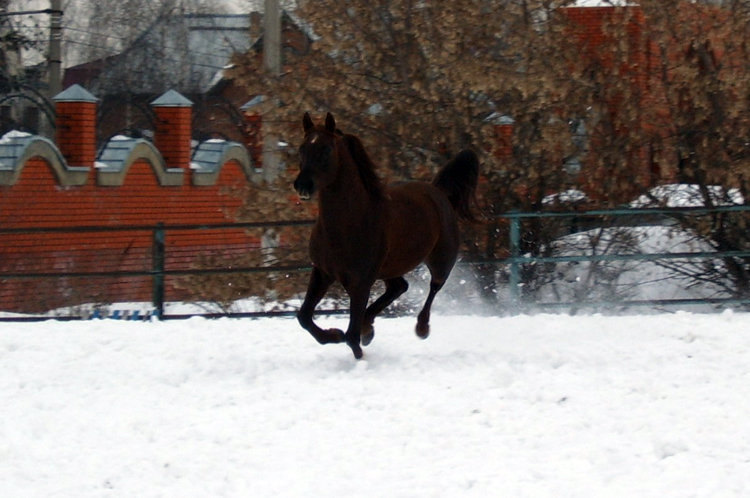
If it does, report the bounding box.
[432,149,480,222]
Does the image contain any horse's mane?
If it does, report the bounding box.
[342,133,385,200]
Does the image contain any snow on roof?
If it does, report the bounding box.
[571,0,634,6]
[630,184,745,208]
[542,189,589,205]
[0,130,32,145]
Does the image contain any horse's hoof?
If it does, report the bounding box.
[415,322,430,339]
[348,340,364,359]
[345,333,364,359]
[325,328,346,343]
[361,323,374,346]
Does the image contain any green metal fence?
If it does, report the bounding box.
[497,204,750,311]
[0,220,317,321]
[1,204,749,320]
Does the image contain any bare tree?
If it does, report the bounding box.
[0,1,57,134]
[633,0,750,301]
[230,0,750,306]
[229,1,648,304]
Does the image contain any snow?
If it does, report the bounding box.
[542,189,588,205]
[631,184,744,208]
[0,130,32,144]
[3,312,750,496]
[541,225,726,306]
[571,0,633,6]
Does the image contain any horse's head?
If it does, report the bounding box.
[294,112,340,200]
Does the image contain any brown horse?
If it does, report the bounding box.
[294,112,479,359]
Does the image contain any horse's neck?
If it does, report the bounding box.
[318,161,383,235]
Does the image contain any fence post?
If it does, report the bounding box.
[509,213,521,307]
[152,223,165,319]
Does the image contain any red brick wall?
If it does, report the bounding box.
[515,6,670,200]
[0,157,248,227]
[562,6,659,95]
[0,154,259,313]
[561,4,730,193]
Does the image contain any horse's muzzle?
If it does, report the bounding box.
[293,174,315,200]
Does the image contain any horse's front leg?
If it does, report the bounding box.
[298,267,346,345]
[344,284,373,360]
[362,277,409,346]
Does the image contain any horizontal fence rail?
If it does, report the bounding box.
[0,219,319,320]
[499,205,750,311]
[1,205,749,320]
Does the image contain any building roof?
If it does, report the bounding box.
[64,13,256,95]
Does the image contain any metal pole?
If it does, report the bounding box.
[47,0,63,97]
[262,0,281,181]
[263,0,281,76]
[509,214,521,308]
[152,223,166,319]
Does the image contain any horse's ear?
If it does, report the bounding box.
[325,113,336,133]
[303,112,314,133]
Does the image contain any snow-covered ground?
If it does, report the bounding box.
[3,312,750,497]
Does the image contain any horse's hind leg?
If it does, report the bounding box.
[416,279,445,339]
[416,239,458,338]
[361,277,408,346]
[298,267,345,345]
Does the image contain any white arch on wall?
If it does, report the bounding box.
[96,138,183,186]
[0,135,89,186]
[191,140,260,186]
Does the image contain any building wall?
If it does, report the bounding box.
[0,86,262,314]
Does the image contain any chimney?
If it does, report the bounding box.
[52,84,98,168]
[151,90,193,169]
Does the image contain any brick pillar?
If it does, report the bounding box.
[493,115,515,160]
[151,90,193,169]
[52,84,98,167]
